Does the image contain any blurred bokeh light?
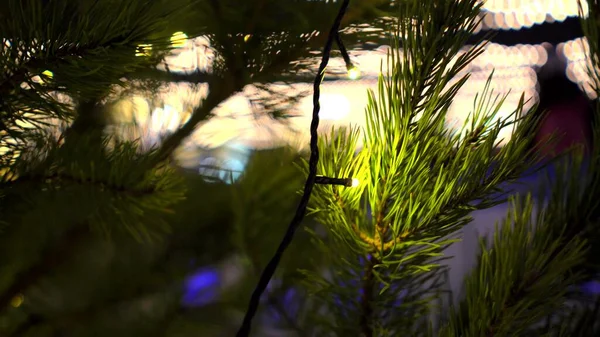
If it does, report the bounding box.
[116,36,545,150]
[100,2,596,175]
[558,37,600,98]
[477,0,588,33]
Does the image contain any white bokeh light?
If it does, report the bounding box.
[558,37,599,99]
[317,94,351,121]
[478,0,588,32]
[109,22,553,162]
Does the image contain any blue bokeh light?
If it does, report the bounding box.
[581,280,600,295]
[181,268,220,307]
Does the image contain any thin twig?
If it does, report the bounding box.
[359,254,378,337]
[4,171,157,197]
[149,77,240,167]
[125,68,213,84]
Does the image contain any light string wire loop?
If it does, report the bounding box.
[315,175,355,187]
[235,0,352,336]
[335,31,353,70]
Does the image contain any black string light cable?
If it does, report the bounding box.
[235,0,352,336]
[315,175,358,187]
[335,30,358,76]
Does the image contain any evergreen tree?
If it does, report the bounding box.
[0,0,404,336]
[3,0,600,336]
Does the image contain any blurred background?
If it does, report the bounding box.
[105,0,598,305]
[108,0,593,180]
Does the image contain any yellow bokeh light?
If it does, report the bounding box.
[10,294,24,308]
[244,34,252,43]
[31,70,54,84]
[136,44,153,57]
[171,31,188,48]
[347,66,361,80]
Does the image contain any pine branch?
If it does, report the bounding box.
[0,224,89,314]
[59,99,109,150]
[360,254,378,337]
[8,283,163,336]
[5,313,43,337]
[0,46,83,135]
[125,68,214,84]
[0,41,80,99]
[0,0,194,112]
[244,0,268,34]
[148,26,324,166]
[127,67,316,84]
[150,76,240,166]
[142,0,400,167]
[1,38,129,97]
[4,171,157,197]
[4,229,198,336]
